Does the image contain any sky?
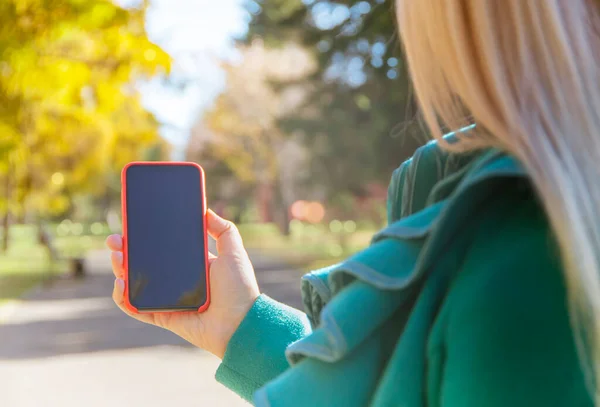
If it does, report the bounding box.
[122,0,250,153]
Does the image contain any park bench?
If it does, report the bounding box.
[37,224,86,278]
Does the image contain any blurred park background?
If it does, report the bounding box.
[0,0,423,405]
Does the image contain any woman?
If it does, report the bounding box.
[107,1,600,405]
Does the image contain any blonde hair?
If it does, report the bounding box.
[397,0,600,400]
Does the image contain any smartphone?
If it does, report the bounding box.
[121,162,210,313]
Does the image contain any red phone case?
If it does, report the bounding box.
[120,161,210,314]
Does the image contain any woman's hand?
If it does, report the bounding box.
[106,210,260,359]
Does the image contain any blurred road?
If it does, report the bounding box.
[0,242,303,407]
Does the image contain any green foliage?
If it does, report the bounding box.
[245,0,423,199]
[0,0,171,220]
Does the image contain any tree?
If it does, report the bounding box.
[244,0,423,202]
[192,40,314,233]
[0,0,171,251]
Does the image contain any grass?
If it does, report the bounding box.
[0,223,108,303]
[239,221,378,272]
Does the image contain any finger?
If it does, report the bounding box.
[206,210,244,255]
[206,210,235,240]
[208,251,217,266]
[111,251,124,278]
[112,278,125,304]
[112,279,153,324]
[106,234,123,252]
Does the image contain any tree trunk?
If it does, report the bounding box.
[256,182,273,223]
[277,206,291,236]
[2,166,11,253]
[1,211,9,253]
[37,221,58,262]
[272,175,290,236]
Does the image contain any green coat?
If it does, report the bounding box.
[216,141,592,406]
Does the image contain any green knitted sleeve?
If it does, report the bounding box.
[215,295,311,403]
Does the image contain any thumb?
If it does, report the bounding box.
[206,209,244,255]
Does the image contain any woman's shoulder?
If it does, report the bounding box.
[386,143,553,306]
[387,137,484,223]
[427,181,590,407]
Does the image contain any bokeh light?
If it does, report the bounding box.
[71,223,84,236]
[51,172,64,186]
[291,200,308,219]
[304,202,325,223]
[329,219,343,233]
[91,222,104,235]
[291,200,325,223]
[344,220,357,233]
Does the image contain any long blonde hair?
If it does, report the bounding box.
[397,0,600,400]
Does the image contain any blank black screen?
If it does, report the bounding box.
[125,164,206,311]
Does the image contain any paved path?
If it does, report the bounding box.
[0,243,304,407]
